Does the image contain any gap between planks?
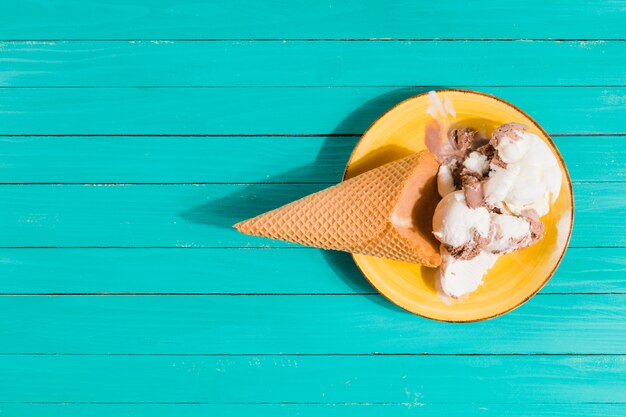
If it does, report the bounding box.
[3,352,626,356]
[2,38,626,42]
[0,133,624,137]
[3,401,626,405]
[0,246,620,249]
[0,181,617,185]
[4,85,626,89]
[0,293,623,296]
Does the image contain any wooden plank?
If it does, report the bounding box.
[1,295,626,354]
[0,136,350,184]
[0,248,374,295]
[0,183,619,247]
[0,136,623,183]
[557,136,626,182]
[2,403,625,417]
[548,248,626,293]
[1,1,625,39]
[4,40,626,87]
[1,87,625,135]
[0,248,622,295]
[0,354,625,402]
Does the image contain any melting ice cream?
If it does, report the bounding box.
[426,94,562,298]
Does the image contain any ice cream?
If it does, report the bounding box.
[439,248,498,298]
[427,110,562,298]
[432,191,491,259]
[484,125,562,217]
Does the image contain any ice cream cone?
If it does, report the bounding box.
[234,151,442,267]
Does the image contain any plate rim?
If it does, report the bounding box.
[342,88,575,322]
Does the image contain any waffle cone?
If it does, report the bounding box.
[234,151,442,267]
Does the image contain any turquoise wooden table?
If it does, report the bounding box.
[2,1,626,415]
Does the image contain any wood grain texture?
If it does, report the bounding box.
[0,355,625,402]
[3,40,626,87]
[0,183,619,247]
[0,136,623,183]
[1,87,625,135]
[2,295,626,354]
[3,403,626,417]
[1,0,625,39]
[0,248,623,295]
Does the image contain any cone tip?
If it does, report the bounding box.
[233,220,247,233]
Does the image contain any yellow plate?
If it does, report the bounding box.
[344,89,574,322]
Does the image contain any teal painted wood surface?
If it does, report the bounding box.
[1,1,626,39]
[2,295,626,354]
[0,136,623,183]
[3,404,626,417]
[0,247,624,294]
[1,87,625,135]
[1,355,625,402]
[0,183,622,247]
[3,40,626,87]
[2,1,626,415]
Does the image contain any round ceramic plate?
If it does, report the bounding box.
[344,89,574,322]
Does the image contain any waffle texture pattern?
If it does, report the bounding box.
[235,151,440,267]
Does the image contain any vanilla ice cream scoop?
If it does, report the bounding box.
[485,128,562,216]
[486,213,533,254]
[439,247,498,298]
[432,191,491,258]
[437,164,457,197]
